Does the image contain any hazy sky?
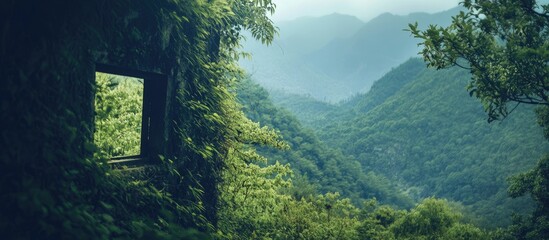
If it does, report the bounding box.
[271,0,461,22]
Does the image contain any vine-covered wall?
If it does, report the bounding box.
[0,0,275,238]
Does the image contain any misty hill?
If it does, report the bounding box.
[277,13,364,56]
[305,8,460,96]
[240,13,363,101]
[240,7,461,102]
[294,58,548,228]
[272,59,426,127]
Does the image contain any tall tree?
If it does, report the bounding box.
[409,0,549,238]
[409,0,549,121]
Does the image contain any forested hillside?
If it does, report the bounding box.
[229,77,502,239]
[273,58,549,228]
[236,78,415,207]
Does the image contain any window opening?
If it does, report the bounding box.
[94,64,168,166]
[94,72,144,159]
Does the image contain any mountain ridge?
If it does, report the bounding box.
[304,7,461,96]
[241,7,462,102]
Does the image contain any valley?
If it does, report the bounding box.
[239,8,549,228]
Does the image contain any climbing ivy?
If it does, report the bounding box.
[0,0,277,239]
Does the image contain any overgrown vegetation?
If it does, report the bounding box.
[1,0,277,238]
[3,0,549,239]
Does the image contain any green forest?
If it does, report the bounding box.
[2,0,549,239]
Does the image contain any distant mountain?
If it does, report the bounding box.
[240,13,363,101]
[240,7,461,102]
[276,13,364,56]
[305,8,460,95]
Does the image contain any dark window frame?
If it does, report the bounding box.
[94,63,168,166]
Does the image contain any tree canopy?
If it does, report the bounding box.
[409,0,549,121]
